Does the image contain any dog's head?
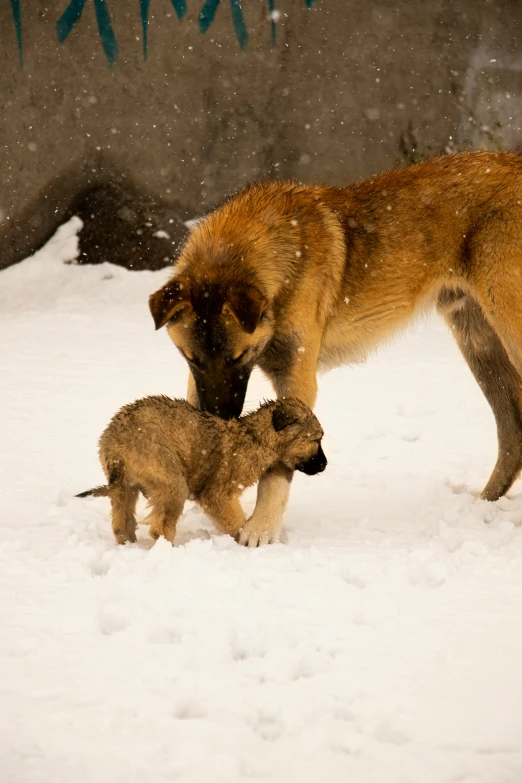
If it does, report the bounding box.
[271,398,327,475]
[149,274,273,419]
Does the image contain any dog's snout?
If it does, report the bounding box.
[311,443,327,471]
[195,369,250,420]
[316,450,327,469]
[311,452,328,474]
[295,445,327,476]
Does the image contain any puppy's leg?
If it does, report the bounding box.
[200,494,246,539]
[161,495,186,544]
[148,500,184,544]
[239,348,319,547]
[147,482,187,544]
[109,481,139,544]
[438,288,522,500]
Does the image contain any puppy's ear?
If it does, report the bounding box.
[272,403,300,432]
[149,277,192,330]
[223,284,267,334]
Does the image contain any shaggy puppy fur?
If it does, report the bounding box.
[77,397,326,545]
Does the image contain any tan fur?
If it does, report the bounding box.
[77,397,326,545]
[149,151,522,544]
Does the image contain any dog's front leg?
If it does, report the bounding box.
[187,370,199,408]
[238,347,319,547]
[238,464,293,547]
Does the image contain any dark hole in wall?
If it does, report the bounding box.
[69,179,189,271]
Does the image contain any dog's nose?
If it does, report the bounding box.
[316,457,327,473]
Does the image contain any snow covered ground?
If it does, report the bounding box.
[1,218,522,783]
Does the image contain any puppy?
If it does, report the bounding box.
[77,396,326,545]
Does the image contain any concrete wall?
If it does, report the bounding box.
[1,0,521,269]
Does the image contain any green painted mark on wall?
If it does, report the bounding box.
[140,0,187,60]
[10,0,23,66]
[57,0,118,67]
[9,1,317,67]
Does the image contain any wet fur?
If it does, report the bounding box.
[77,397,325,545]
[149,151,522,544]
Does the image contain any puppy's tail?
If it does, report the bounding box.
[76,485,110,498]
[76,461,123,499]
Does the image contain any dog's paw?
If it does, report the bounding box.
[238,519,281,548]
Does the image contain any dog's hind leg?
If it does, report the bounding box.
[147,481,187,544]
[438,287,522,500]
[109,481,140,544]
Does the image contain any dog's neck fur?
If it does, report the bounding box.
[181,182,346,305]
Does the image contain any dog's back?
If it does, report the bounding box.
[77,395,227,543]
[99,395,223,486]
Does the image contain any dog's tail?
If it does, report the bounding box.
[76,461,123,499]
[76,485,110,498]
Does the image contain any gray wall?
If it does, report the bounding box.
[1,0,521,269]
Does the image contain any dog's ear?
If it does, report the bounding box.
[149,277,192,330]
[223,284,267,334]
[272,403,301,432]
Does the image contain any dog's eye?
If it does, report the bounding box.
[178,348,202,369]
[229,350,248,366]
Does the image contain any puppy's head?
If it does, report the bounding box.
[271,398,327,475]
[149,274,272,419]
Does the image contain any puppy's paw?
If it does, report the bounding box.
[149,520,164,542]
[238,518,282,547]
[113,529,129,545]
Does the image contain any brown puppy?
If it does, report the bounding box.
[149,151,522,546]
[77,397,326,545]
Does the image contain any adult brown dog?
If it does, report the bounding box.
[149,151,522,546]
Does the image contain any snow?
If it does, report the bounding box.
[1,218,522,782]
